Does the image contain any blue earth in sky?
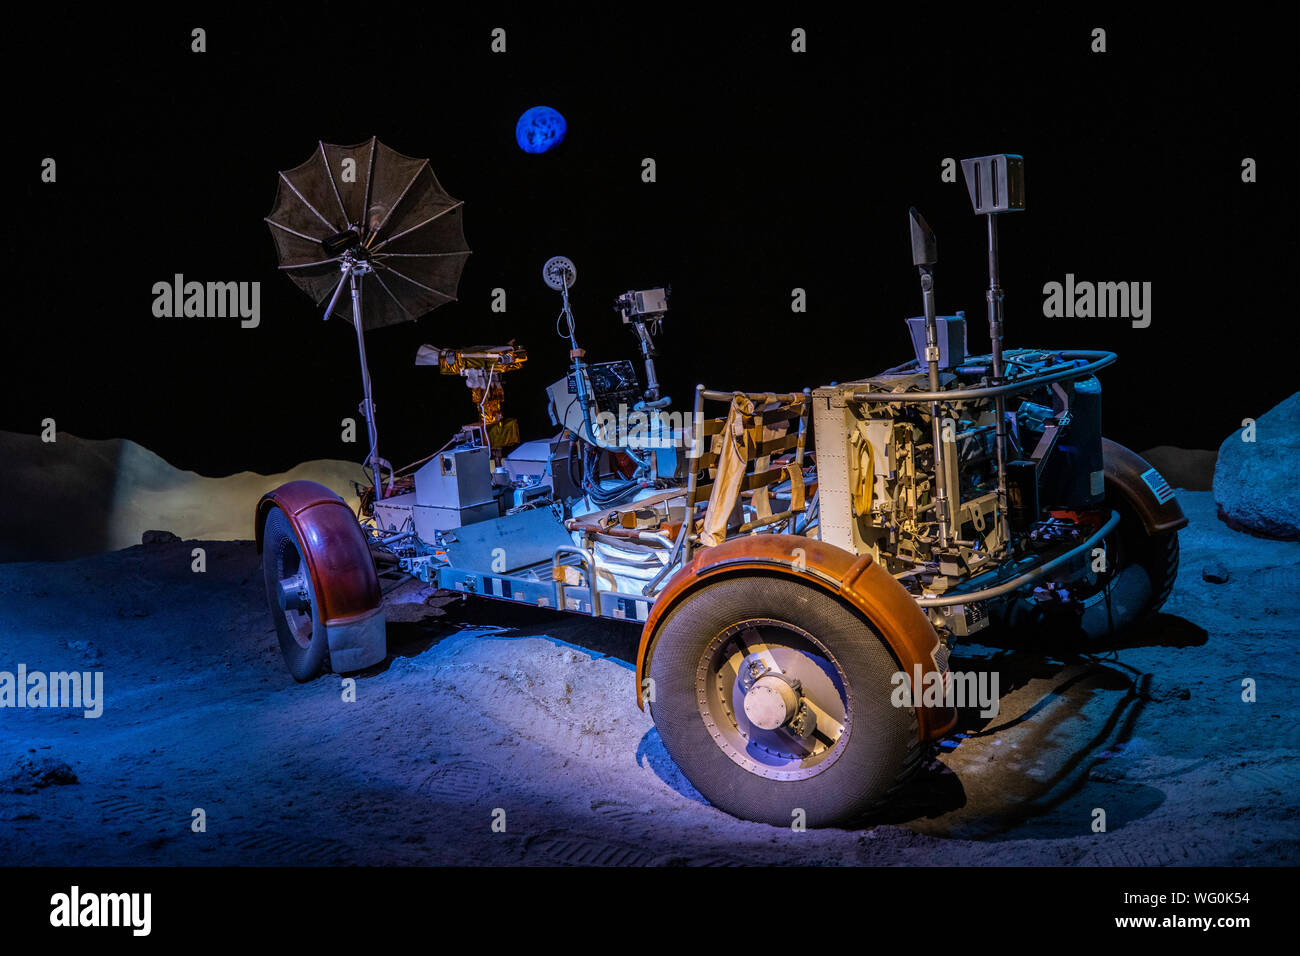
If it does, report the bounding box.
[515,106,567,154]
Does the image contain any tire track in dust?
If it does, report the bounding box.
[89,791,355,864]
[1075,839,1219,866]
[225,829,354,865]
[526,831,659,866]
[89,791,175,835]
[524,804,744,867]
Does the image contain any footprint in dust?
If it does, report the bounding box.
[417,760,499,807]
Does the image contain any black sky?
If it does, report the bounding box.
[6,9,1294,475]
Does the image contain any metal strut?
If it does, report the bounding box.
[325,255,387,493]
[986,213,1011,557]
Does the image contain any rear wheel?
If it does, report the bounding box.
[262,505,330,681]
[1014,498,1181,641]
[648,575,919,827]
[1121,511,1179,620]
[1082,497,1179,637]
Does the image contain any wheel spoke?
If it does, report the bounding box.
[797,695,843,745]
[732,627,782,673]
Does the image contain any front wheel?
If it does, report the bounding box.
[1005,499,1181,641]
[648,576,920,827]
[262,505,330,681]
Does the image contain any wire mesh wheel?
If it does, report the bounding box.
[261,506,330,681]
[648,575,919,827]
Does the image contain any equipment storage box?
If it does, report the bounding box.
[413,446,497,530]
[904,314,967,371]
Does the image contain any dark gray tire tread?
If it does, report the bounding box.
[262,505,331,682]
[648,575,920,827]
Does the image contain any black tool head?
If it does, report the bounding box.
[909,207,938,268]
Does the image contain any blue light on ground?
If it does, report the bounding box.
[515,106,567,153]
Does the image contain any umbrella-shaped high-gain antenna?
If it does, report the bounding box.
[265,137,471,492]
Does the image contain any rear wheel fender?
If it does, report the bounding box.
[1101,438,1188,536]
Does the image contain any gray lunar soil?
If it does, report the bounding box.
[1,487,1297,865]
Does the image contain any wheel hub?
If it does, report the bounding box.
[695,619,851,781]
[273,539,315,648]
[742,674,800,730]
[277,572,310,613]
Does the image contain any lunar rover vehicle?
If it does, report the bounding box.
[257,145,1185,826]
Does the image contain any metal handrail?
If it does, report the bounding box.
[914,509,1120,607]
[844,350,1116,404]
[552,545,601,616]
[700,388,808,404]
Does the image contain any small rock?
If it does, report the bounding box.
[4,756,78,794]
[141,529,180,545]
[1202,562,1230,584]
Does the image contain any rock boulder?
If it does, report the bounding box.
[1213,391,1300,539]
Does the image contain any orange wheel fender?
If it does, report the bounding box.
[637,534,956,743]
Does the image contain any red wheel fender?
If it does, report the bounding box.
[637,534,957,743]
[1101,439,1188,536]
[256,480,382,627]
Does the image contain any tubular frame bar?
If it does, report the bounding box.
[914,509,1120,607]
[843,351,1116,404]
[552,545,602,617]
[700,388,809,404]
